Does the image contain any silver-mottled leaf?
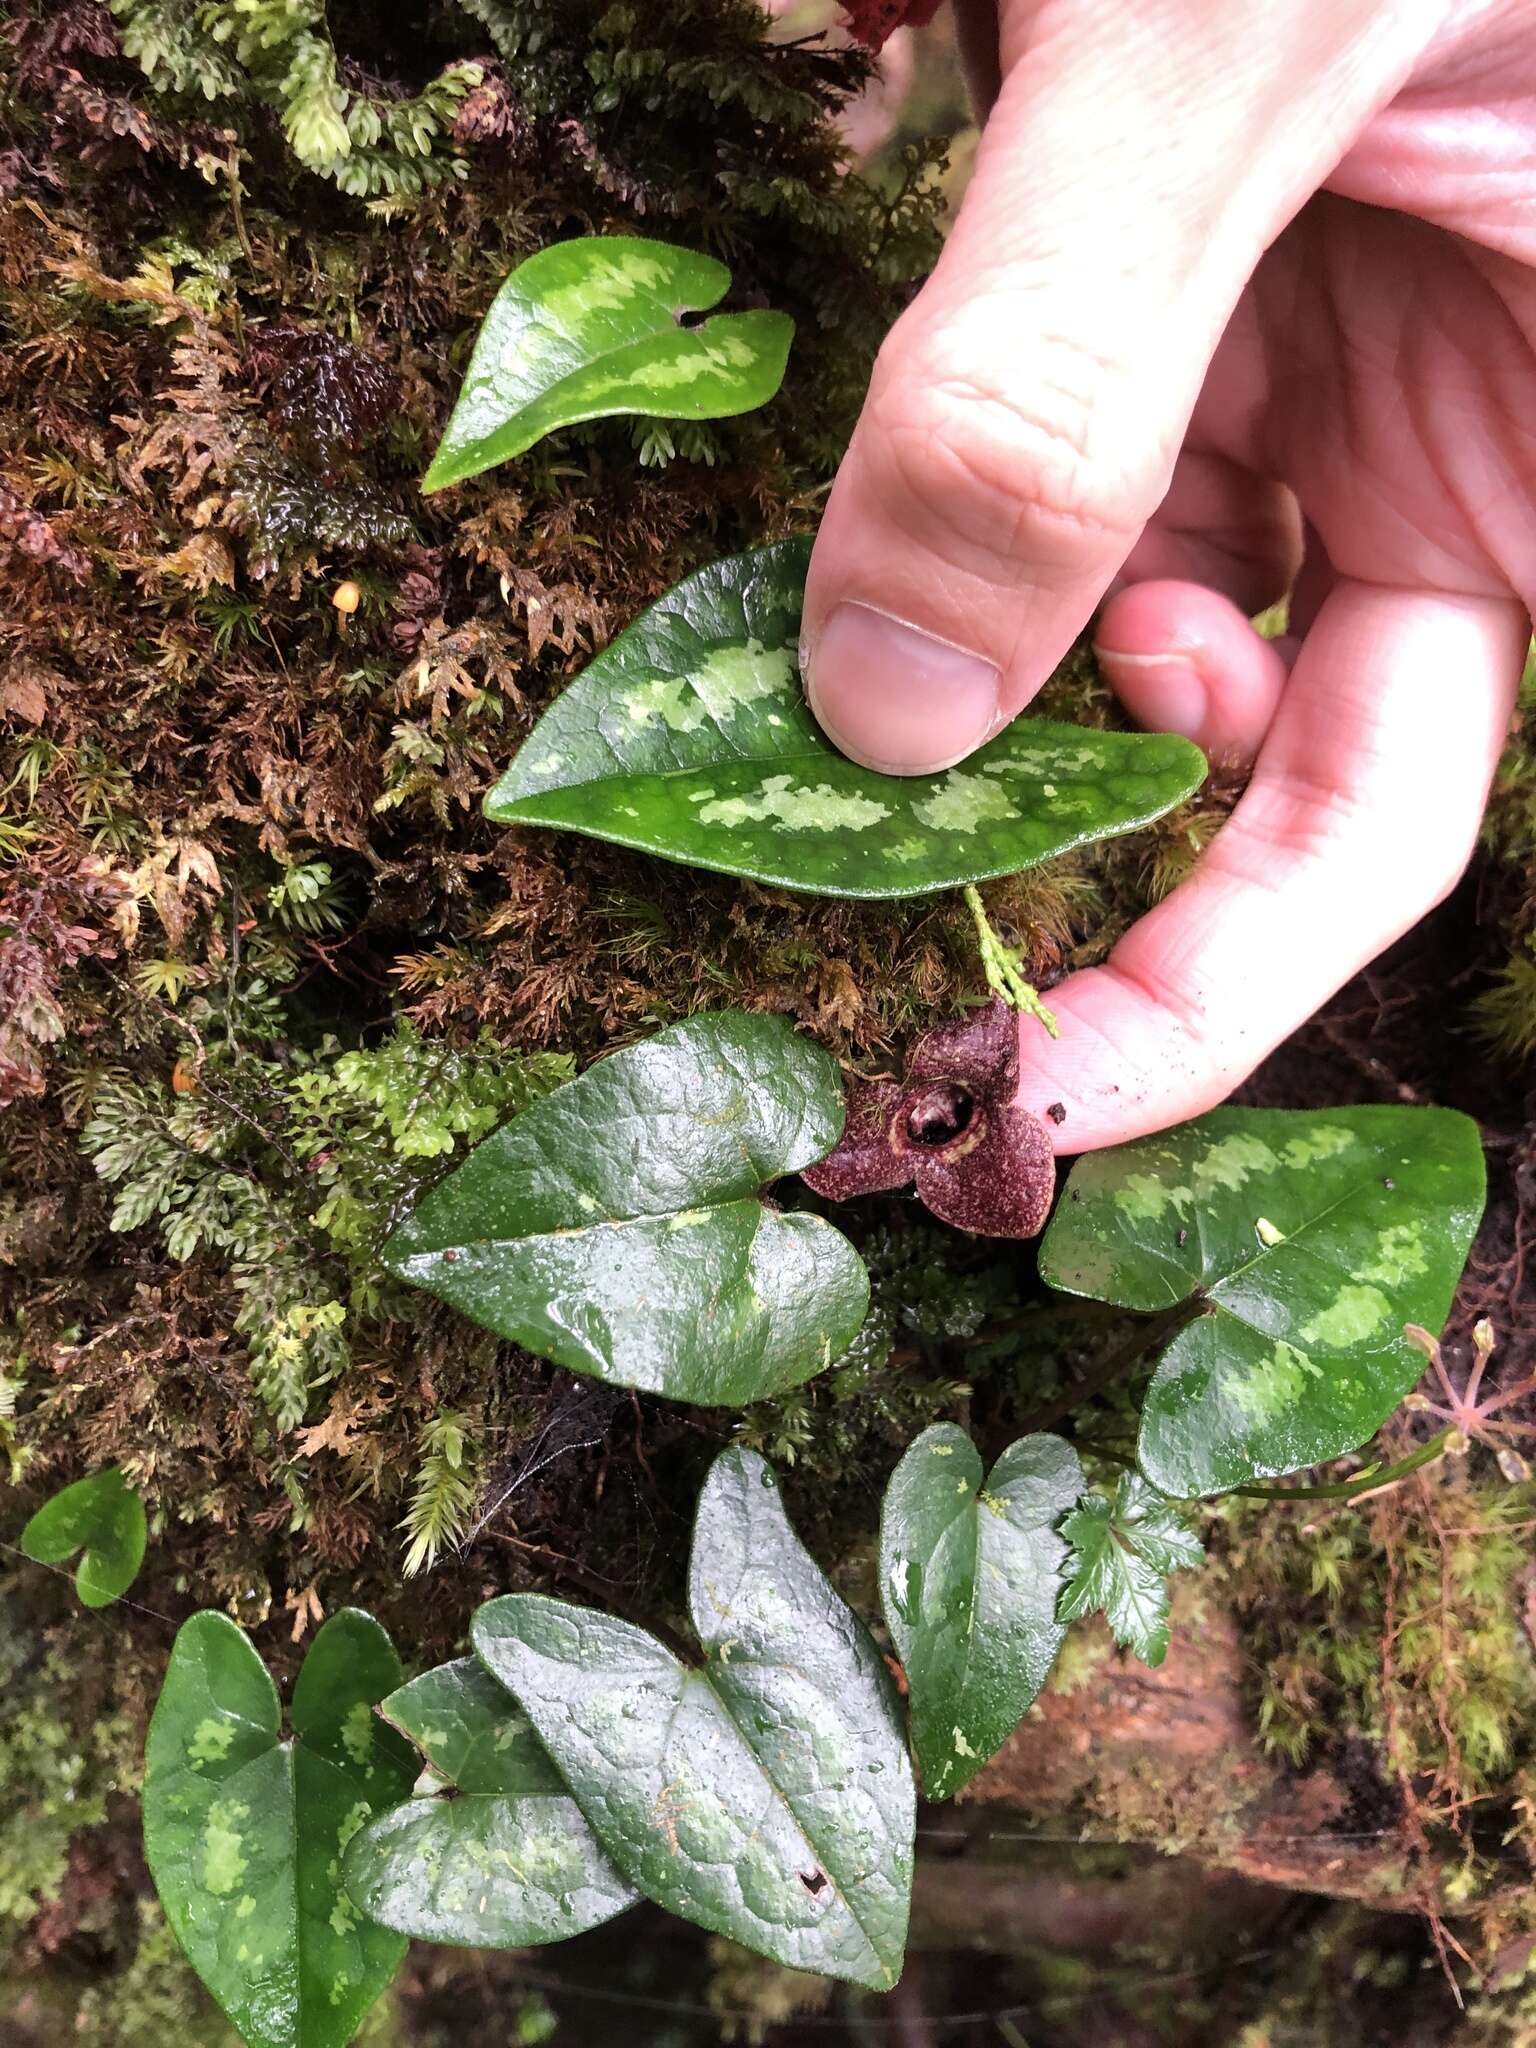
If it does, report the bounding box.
[342,1658,638,1947]
[471,1448,914,1989]
[423,238,792,489]
[382,1011,868,1405]
[487,541,1206,899]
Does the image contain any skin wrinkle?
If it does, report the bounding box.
[1422,258,1536,582]
[879,372,1143,572]
[1248,204,1536,599]
[1107,454,1303,611]
[1363,257,1510,578]
[1206,741,1467,908]
[1331,3,1536,261]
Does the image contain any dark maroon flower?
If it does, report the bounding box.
[802,1000,1057,1240]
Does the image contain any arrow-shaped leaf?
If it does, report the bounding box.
[471,1447,914,1990]
[485,540,1207,900]
[382,1009,869,1405]
[423,237,793,490]
[1039,1105,1487,1496]
[20,1466,146,1608]
[879,1426,1083,1798]
[143,1609,417,2048]
[341,1658,639,1947]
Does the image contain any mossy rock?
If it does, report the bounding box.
[3,2,1535,2039]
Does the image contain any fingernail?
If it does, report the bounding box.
[804,603,1001,775]
[1093,646,1207,741]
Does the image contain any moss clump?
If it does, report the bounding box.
[1213,1458,1536,1899]
[5,2,1534,2037]
[1474,644,1536,1060]
[735,1219,995,1483]
[64,1905,241,2048]
[704,1937,834,2044]
[0,1618,135,1947]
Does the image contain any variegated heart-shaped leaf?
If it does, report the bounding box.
[471,1448,914,1990]
[1039,1106,1486,1495]
[423,237,793,490]
[486,541,1206,899]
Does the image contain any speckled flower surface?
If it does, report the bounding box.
[803,998,1057,1238]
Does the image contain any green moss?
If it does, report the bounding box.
[1045,1613,1118,1698]
[73,1021,570,1456]
[704,1937,833,2044]
[110,0,482,199]
[1464,1932,1536,2044]
[1472,941,1536,1061]
[733,1217,1012,1546]
[0,1618,134,1948]
[69,1904,241,2048]
[1212,1465,1536,1874]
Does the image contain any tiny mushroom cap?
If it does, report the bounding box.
[332,579,362,615]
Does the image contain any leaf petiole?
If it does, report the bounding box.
[1224,1425,1458,1502]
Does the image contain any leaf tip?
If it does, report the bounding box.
[419,447,463,495]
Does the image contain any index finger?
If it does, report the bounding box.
[1014,578,1526,1151]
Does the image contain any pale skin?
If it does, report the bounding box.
[802,0,1536,1152]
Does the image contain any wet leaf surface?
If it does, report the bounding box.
[342,1658,638,1947]
[1056,1472,1204,1667]
[423,238,793,490]
[487,541,1206,899]
[382,1010,868,1405]
[1039,1106,1487,1495]
[19,1465,146,1607]
[880,1425,1083,1797]
[471,1447,914,1989]
[143,1610,417,2048]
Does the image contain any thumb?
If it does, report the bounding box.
[802,0,1434,774]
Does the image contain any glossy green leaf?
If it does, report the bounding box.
[879,1426,1083,1799]
[471,1446,914,1990]
[1056,1472,1204,1668]
[422,237,793,490]
[1039,1106,1487,1496]
[341,1658,638,1947]
[20,1466,146,1607]
[143,1609,417,2048]
[382,1009,868,1404]
[485,540,1207,899]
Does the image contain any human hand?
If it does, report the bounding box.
[803,0,1535,1150]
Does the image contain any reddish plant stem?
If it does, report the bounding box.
[1013,1296,1209,1439]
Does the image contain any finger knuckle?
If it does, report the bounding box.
[864,336,1145,574]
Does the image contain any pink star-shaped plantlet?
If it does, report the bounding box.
[1406,1318,1536,1478]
